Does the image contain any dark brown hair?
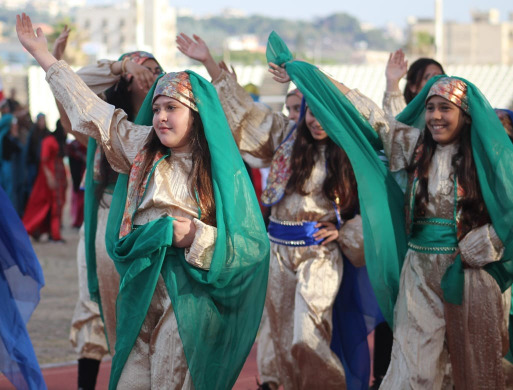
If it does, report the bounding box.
[134,110,216,226]
[404,58,445,104]
[94,78,137,203]
[409,119,490,237]
[285,116,358,220]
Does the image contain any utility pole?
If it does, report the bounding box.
[435,0,444,63]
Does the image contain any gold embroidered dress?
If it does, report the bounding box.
[48,60,217,389]
[348,89,510,390]
[213,70,364,389]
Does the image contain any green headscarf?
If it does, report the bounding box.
[105,71,269,390]
[267,31,407,326]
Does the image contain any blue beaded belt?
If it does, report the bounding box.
[267,216,324,246]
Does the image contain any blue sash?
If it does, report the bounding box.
[268,218,323,246]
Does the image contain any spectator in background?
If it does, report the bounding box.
[23,119,67,243]
[23,113,48,210]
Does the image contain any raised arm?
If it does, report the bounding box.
[51,25,89,146]
[176,33,222,81]
[17,13,151,173]
[382,49,408,116]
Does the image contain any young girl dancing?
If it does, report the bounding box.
[17,13,269,390]
[268,33,513,389]
[178,32,382,390]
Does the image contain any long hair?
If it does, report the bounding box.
[133,110,216,226]
[404,58,445,104]
[95,78,137,203]
[408,120,490,237]
[285,117,358,219]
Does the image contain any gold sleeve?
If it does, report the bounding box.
[212,70,293,168]
[184,218,217,270]
[337,215,365,268]
[459,224,504,268]
[382,90,407,117]
[76,59,121,95]
[345,88,421,171]
[46,60,152,174]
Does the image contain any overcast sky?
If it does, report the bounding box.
[88,0,513,27]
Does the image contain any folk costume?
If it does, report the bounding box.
[46,60,269,390]
[212,33,383,390]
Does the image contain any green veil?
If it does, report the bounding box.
[104,71,270,389]
[266,32,407,326]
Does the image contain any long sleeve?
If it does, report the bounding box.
[76,59,121,95]
[345,89,421,171]
[337,215,365,267]
[46,60,151,174]
[459,224,504,268]
[382,91,407,117]
[184,219,217,270]
[212,70,293,168]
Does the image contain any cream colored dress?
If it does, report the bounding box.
[48,60,217,389]
[213,70,364,389]
[349,89,510,390]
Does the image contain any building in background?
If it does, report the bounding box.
[75,0,176,68]
[407,9,513,65]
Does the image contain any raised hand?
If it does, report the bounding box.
[268,62,290,83]
[52,24,70,61]
[16,13,57,71]
[219,61,237,81]
[176,33,210,63]
[385,49,408,91]
[124,61,156,92]
[16,13,48,56]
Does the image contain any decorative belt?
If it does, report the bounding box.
[267,216,323,247]
[408,217,458,254]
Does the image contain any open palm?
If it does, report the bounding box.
[16,13,48,56]
[386,49,408,82]
[176,33,209,62]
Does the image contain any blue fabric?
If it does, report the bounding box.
[0,114,13,196]
[268,216,382,390]
[331,257,384,390]
[268,220,323,246]
[0,186,46,389]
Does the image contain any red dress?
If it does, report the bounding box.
[23,135,67,240]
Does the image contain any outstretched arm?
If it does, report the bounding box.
[385,49,407,94]
[383,49,408,116]
[16,13,57,71]
[50,25,89,146]
[176,33,222,81]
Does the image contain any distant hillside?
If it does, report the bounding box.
[177,13,400,64]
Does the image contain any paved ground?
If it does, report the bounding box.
[0,221,262,390]
[0,346,259,390]
[2,194,513,389]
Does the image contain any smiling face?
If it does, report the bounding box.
[152,95,194,152]
[425,95,468,145]
[305,107,328,141]
[285,94,302,123]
